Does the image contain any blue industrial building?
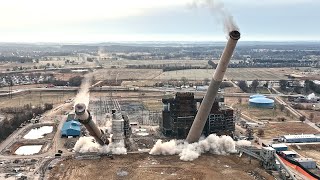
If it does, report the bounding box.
[61,120,81,137]
[271,144,288,152]
[249,97,274,108]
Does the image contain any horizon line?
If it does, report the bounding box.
[1,40,320,45]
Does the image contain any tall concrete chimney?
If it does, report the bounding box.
[186,31,240,143]
[75,103,109,145]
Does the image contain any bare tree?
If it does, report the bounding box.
[309,113,315,122]
[257,129,265,137]
[238,98,242,104]
[299,115,306,123]
[280,104,285,112]
[181,77,188,86]
[203,78,210,86]
[251,80,259,92]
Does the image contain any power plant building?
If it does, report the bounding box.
[61,120,81,137]
[161,92,234,139]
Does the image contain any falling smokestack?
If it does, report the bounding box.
[186,30,240,143]
[75,103,109,145]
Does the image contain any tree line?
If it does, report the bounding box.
[238,80,267,93]
[279,79,320,94]
[126,64,208,71]
[0,103,53,143]
[0,56,33,63]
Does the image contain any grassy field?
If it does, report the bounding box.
[142,100,163,111]
[226,97,296,122]
[0,84,43,90]
[299,110,320,124]
[0,62,35,71]
[93,68,163,80]
[263,122,318,139]
[154,68,298,81]
[101,59,213,68]
[0,91,76,108]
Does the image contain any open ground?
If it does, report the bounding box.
[48,153,273,180]
[154,68,297,81]
[263,122,318,139]
[93,67,298,82]
[0,92,76,108]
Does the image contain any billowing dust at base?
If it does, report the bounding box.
[48,154,273,180]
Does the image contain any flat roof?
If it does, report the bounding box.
[263,147,275,151]
[283,134,317,139]
[281,151,297,155]
[246,122,258,125]
[271,144,287,148]
[294,158,315,162]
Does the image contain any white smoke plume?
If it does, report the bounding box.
[149,134,250,161]
[74,73,93,108]
[190,0,239,34]
[74,136,127,155]
[307,93,317,100]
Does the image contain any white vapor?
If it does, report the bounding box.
[74,137,127,155]
[74,73,93,108]
[149,134,250,161]
[307,93,317,100]
[190,0,239,34]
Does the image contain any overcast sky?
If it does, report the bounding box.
[0,0,319,42]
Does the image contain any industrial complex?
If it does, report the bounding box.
[0,2,320,180]
[161,92,234,139]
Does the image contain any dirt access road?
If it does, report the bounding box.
[48,153,273,180]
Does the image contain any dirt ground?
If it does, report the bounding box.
[263,122,319,139]
[48,153,273,180]
[299,110,320,124]
[223,86,243,94]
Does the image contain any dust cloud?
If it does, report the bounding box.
[307,93,317,100]
[149,134,251,161]
[190,0,239,34]
[74,136,127,155]
[74,73,93,108]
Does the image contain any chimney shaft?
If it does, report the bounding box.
[186,31,240,143]
[75,103,109,145]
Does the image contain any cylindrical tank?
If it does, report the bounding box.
[74,103,109,145]
[249,97,274,108]
[249,94,266,99]
[186,31,240,143]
